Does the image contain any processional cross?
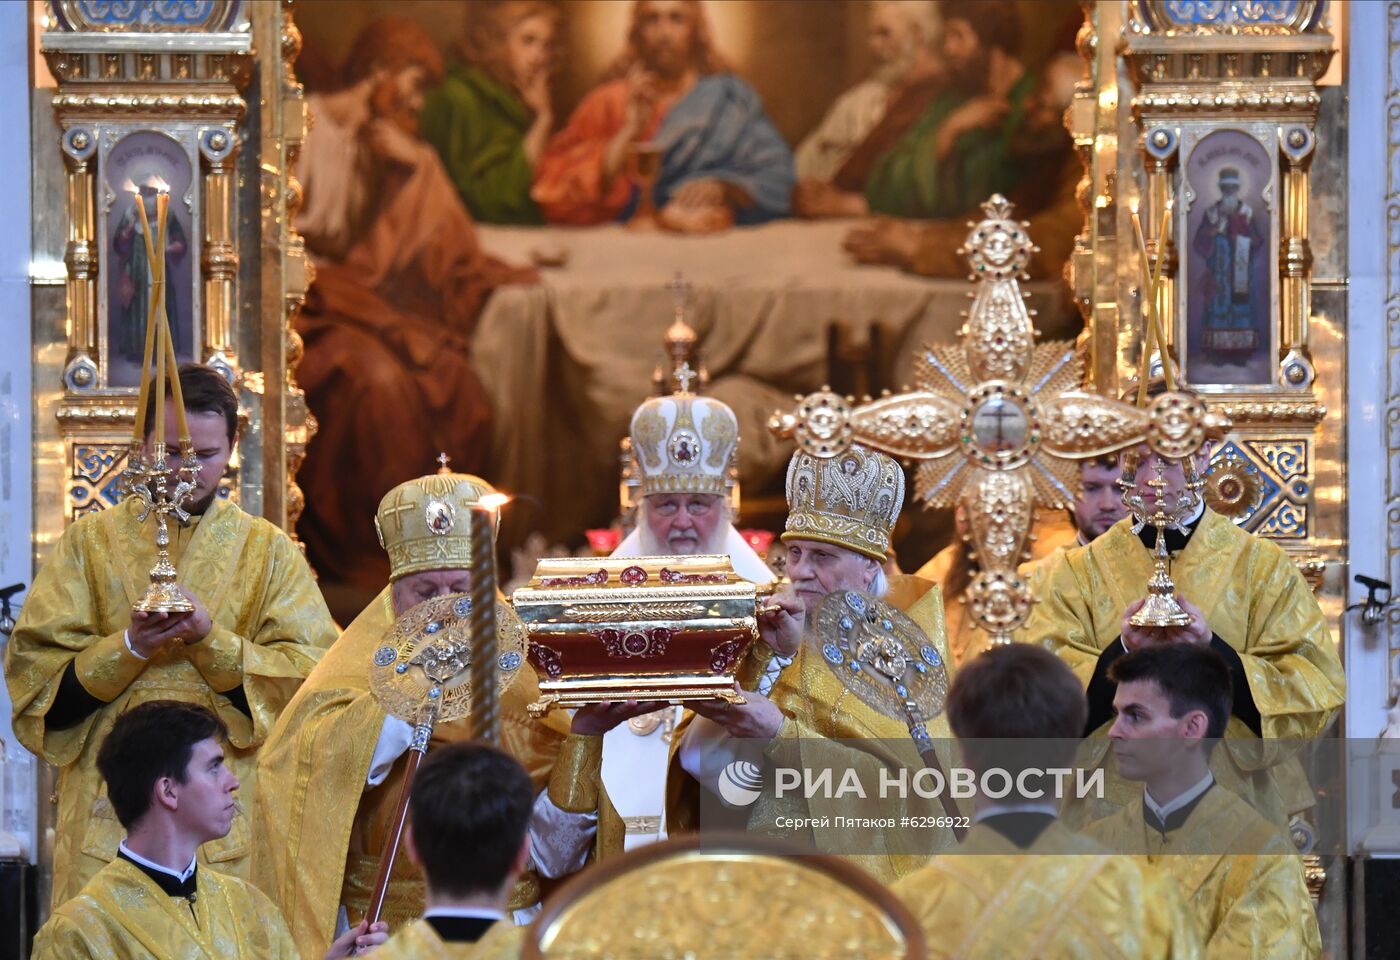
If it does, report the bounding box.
[771,195,1229,644]
[666,270,693,318]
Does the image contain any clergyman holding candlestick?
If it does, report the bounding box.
[254,467,653,957]
[3,361,337,905]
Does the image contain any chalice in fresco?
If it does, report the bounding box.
[627,141,663,230]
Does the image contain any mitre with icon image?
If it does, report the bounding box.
[618,273,740,521]
[517,275,778,716]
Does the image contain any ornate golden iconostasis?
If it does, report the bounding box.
[30,0,310,568]
[1072,0,1343,593]
[22,0,1350,945]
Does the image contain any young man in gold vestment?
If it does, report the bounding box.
[253,469,647,958]
[33,701,384,959]
[4,364,337,906]
[672,445,959,881]
[1085,644,1320,958]
[893,645,1202,958]
[375,743,535,959]
[1023,396,1344,825]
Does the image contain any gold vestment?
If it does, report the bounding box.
[252,586,620,959]
[1023,510,1345,824]
[4,498,335,905]
[375,918,523,960]
[1084,786,1321,959]
[31,857,297,959]
[892,820,1203,959]
[667,580,958,883]
[914,511,1077,665]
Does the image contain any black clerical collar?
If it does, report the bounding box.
[425,915,496,944]
[1135,503,1206,555]
[976,811,1057,849]
[118,848,198,900]
[1142,782,1214,837]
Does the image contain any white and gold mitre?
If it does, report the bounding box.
[782,444,904,562]
[629,393,738,497]
[374,471,496,581]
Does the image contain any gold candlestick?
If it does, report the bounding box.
[1120,452,1193,628]
[127,181,195,615]
[133,437,193,613]
[1121,201,1196,629]
[468,506,499,744]
[121,185,163,498]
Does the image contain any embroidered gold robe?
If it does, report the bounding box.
[31,857,297,960]
[4,498,335,905]
[892,820,1203,959]
[914,511,1077,666]
[252,586,619,959]
[1084,786,1320,958]
[1022,510,1345,824]
[667,580,959,883]
[375,919,523,959]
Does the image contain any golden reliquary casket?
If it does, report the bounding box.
[512,555,767,717]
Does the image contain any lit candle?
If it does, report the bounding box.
[153,271,166,451]
[468,505,499,744]
[152,187,189,441]
[129,185,159,443]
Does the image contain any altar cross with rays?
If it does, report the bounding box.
[770,195,1230,643]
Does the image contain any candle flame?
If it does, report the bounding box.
[145,175,171,194]
[478,493,510,511]
[1128,197,1140,216]
[122,179,140,195]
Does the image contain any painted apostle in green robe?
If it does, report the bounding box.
[864,0,1035,219]
[421,1,559,225]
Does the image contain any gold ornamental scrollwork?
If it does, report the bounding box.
[771,196,1229,644]
[51,92,247,119]
[1037,393,1149,456]
[1203,451,1265,520]
[1214,400,1327,424]
[847,393,960,460]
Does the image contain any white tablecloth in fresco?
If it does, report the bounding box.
[472,220,1072,543]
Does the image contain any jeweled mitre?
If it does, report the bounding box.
[782,444,904,562]
[374,472,496,581]
[629,394,738,497]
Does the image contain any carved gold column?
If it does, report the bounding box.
[250,0,315,535]
[60,126,98,391]
[1067,0,1097,331]
[1280,124,1316,386]
[1066,0,1126,395]
[1140,125,1178,361]
[200,126,238,379]
[283,8,314,538]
